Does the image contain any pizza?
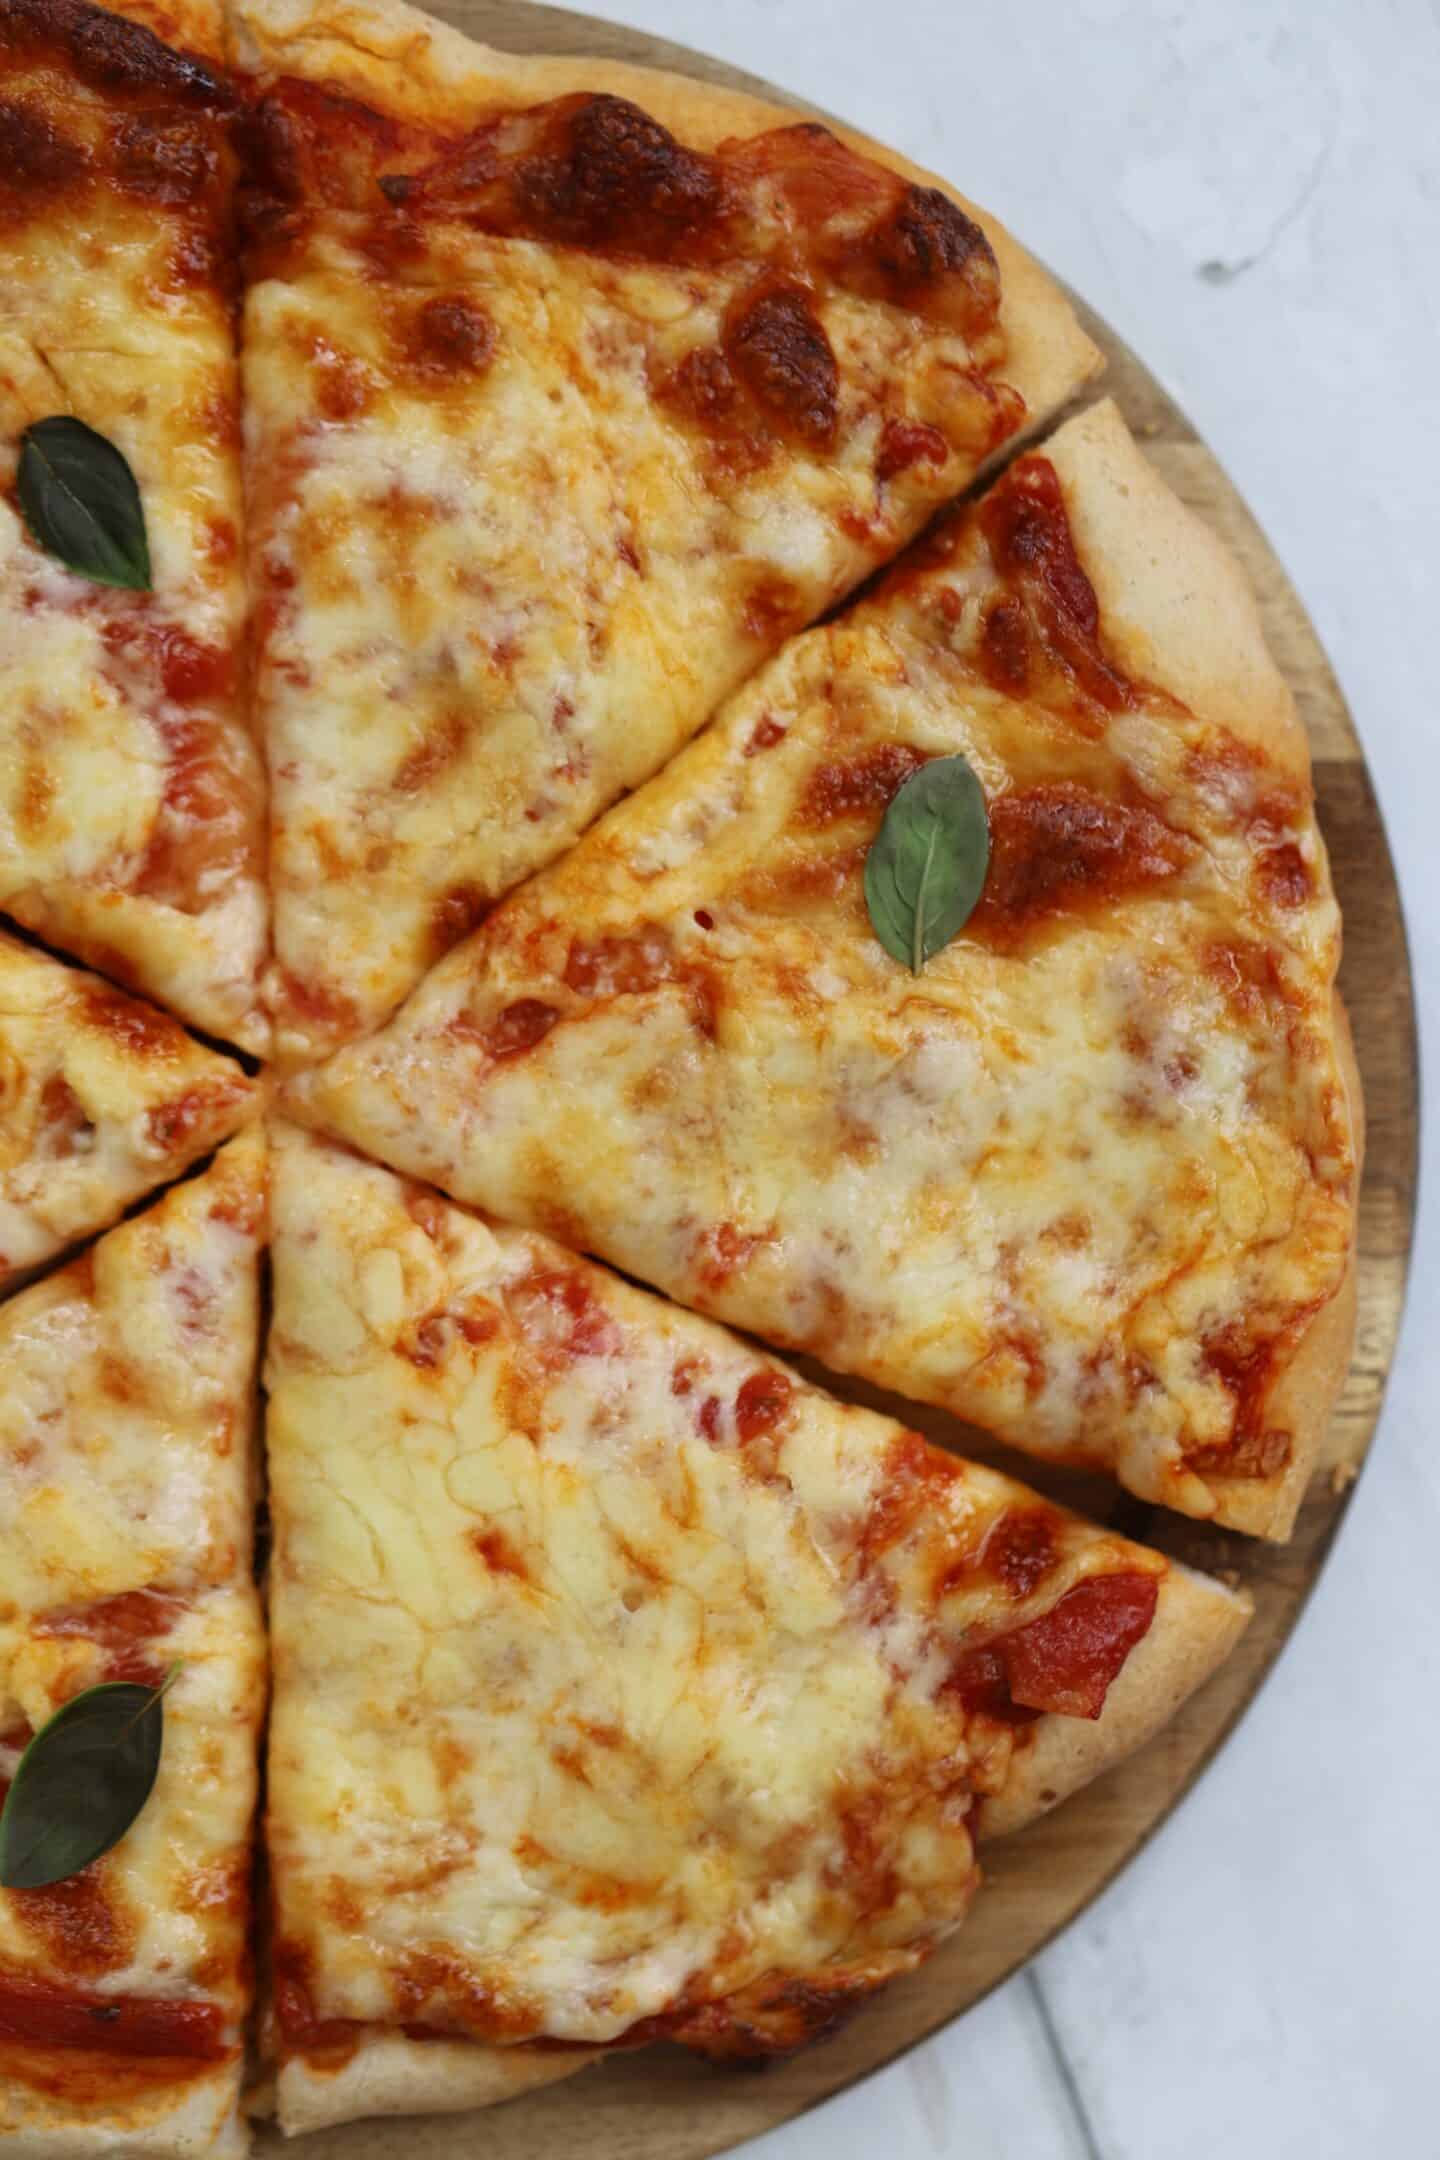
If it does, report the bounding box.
[0,926,259,1291]
[233,0,1100,1060]
[0,0,1362,2147]
[294,398,1362,1540]
[0,1127,266,2157]
[0,0,267,1049]
[261,1123,1247,2132]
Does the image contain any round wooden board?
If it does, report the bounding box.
[258,6,1420,2156]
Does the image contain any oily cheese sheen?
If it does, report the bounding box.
[0,1129,267,2160]
[296,401,1359,1541]
[237,0,1102,1059]
[264,1125,1244,2106]
[0,0,267,1049]
[0,928,259,1290]
[0,0,1361,2146]
[249,221,1021,1062]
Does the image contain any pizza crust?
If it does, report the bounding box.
[1045,397,1308,774]
[264,2034,596,2137]
[0,2061,248,2160]
[978,1562,1252,1840]
[225,0,1102,436]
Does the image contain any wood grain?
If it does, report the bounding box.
[256,6,1419,2155]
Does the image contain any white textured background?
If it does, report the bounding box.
[576,2,1438,2153]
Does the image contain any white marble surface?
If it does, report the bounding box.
[574,0,1439,2151]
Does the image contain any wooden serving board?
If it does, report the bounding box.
[265,7,1420,2156]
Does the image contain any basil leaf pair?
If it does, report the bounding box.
[16,416,152,592]
[864,754,990,974]
[0,1671,176,1891]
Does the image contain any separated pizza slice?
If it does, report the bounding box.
[230,0,1100,1061]
[261,1123,1247,2134]
[295,399,1361,1539]
[0,926,260,1292]
[0,1125,266,2157]
[0,0,267,1051]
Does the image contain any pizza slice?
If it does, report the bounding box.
[261,1123,1247,2133]
[295,399,1361,1540]
[0,1126,266,2157]
[0,926,260,1291]
[0,0,267,1051]
[230,0,1100,1060]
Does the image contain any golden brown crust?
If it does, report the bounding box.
[225,0,1101,433]
[979,1561,1252,1840]
[0,2063,249,2160]
[1045,399,1309,774]
[265,2032,595,2136]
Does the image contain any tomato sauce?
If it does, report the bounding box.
[968,781,1190,945]
[946,1569,1159,1723]
[0,1970,226,2060]
[975,457,1143,713]
[35,1586,187,1687]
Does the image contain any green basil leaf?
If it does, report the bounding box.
[16,417,152,591]
[864,753,990,974]
[0,1674,173,1890]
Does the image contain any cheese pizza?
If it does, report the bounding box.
[0,0,267,1050]
[262,1124,1248,2131]
[233,0,1099,1059]
[0,0,1363,2139]
[0,926,259,1291]
[294,401,1361,1539]
[0,1126,266,2157]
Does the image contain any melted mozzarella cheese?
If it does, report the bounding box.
[266,1126,1170,2048]
[247,214,1021,1062]
[0,930,258,1288]
[0,1590,264,2007]
[295,417,1356,1535]
[0,33,266,1050]
[0,1131,265,2038]
[0,1130,264,1616]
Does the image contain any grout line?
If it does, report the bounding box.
[1024,1967,1107,2160]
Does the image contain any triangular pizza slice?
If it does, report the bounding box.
[0,0,267,1049]
[261,1123,1246,2134]
[0,1127,266,2158]
[0,926,260,1292]
[231,0,1099,1059]
[295,400,1361,1539]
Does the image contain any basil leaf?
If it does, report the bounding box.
[0,1676,172,1890]
[16,417,152,591]
[864,753,990,973]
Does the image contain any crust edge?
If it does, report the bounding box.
[224,0,1103,431]
[979,1559,1253,1840]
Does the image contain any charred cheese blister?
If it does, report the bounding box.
[237,33,1100,1060]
